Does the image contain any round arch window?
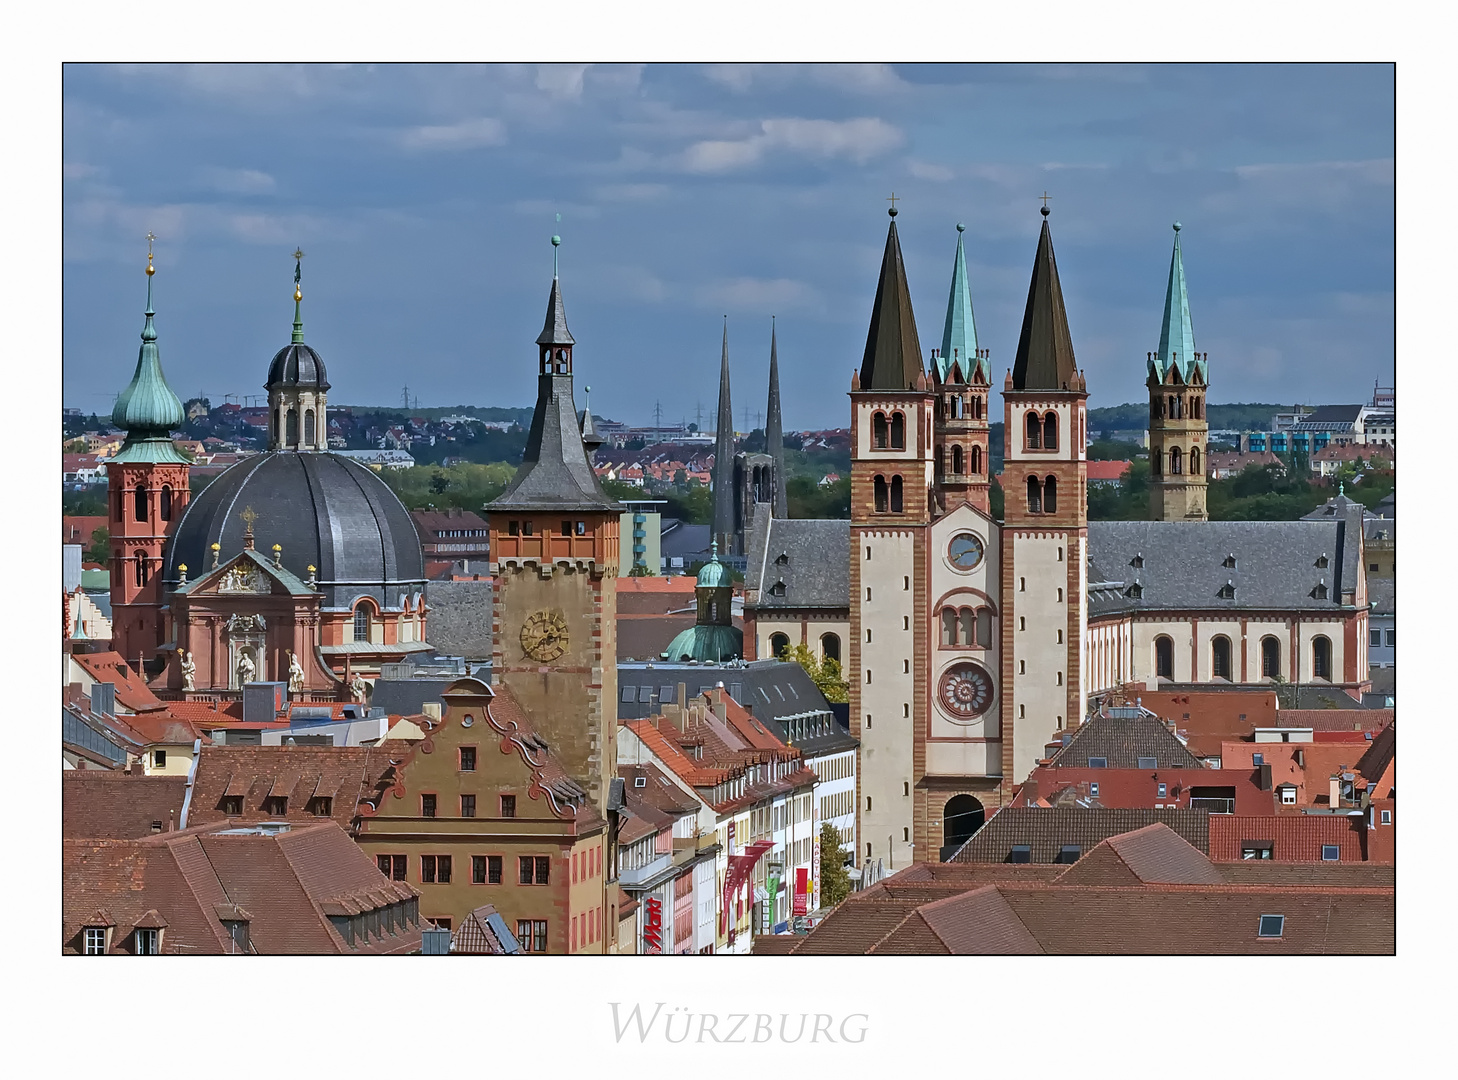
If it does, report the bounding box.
[947,533,985,572]
[938,662,994,720]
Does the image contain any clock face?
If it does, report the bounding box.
[520,610,568,662]
[938,662,994,720]
[948,532,985,572]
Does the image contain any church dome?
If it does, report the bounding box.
[266,342,330,390]
[163,452,423,610]
[697,551,734,589]
[662,623,743,664]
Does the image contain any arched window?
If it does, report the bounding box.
[873,475,888,513]
[1261,636,1281,679]
[951,445,964,474]
[958,608,975,647]
[821,633,841,663]
[159,484,172,522]
[889,411,906,450]
[970,446,982,475]
[1043,475,1058,514]
[134,550,149,587]
[940,608,957,646]
[1026,476,1042,514]
[1043,412,1058,451]
[271,408,279,442]
[353,604,372,643]
[133,483,148,522]
[1189,447,1201,475]
[1169,447,1183,475]
[942,795,985,855]
[1154,635,1174,679]
[286,408,299,446]
[769,632,790,658]
[1025,411,1041,449]
[872,412,888,449]
[889,476,904,513]
[304,408,316,446]
[1313,636,1332,681]
[1212,636,1232,680]
[948,396,961,419]
[975,607,993,649]
[1152,452,1162,477]
[1167,395,1177,419]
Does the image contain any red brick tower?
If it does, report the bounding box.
[107,244,191,671]
[999,205,1090,788]
[931,223,991,516]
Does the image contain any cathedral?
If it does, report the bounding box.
[104,251,428,700]
[745,204,1373,870]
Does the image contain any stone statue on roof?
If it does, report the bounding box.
[180,650,195,692]
[287,651,305,695]
[350,671,368,703]
[236,649,255,688]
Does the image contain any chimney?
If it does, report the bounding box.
[91,681,116,718]
[712,698,727,725]
[677,682,687,709]
[1329,775,1341,808]
[1257,762,1272,791]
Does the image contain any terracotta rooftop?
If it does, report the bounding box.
[72,651,164,713]
[1208,814,1369,863]
[62,771,188,839]
[949,807,1212,863]
[189,744,398,831]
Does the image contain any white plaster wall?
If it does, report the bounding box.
[754,616,851,662]
[1009,533,1076,784]
[858,529,918,867]
[927,505,1001,757]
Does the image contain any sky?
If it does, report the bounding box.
[62,62,1394,432]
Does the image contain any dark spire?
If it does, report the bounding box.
[858,206,924,391]
[765,317,787,519]
[490,239,616,514]
[711,319,735,548]
[1011,206,1079,391]
[579,384,603,462]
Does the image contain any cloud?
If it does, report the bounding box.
[908,160,954,182]
[399,117,506,151]
[591,183,671,203]
[199,167,276,195]
[700,64,906,95]
[595,264,669,304]
[64,162,101,182]
[535,64,591,100]
[695,277,819,313]
[682,117,904,173]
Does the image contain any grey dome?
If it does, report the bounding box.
[267,343,330,390]
[164,452,423,610]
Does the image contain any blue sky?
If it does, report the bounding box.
[62,63,1394,431]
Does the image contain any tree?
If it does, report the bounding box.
[818,822,852,908]
[87,527,110,567]
[779,642,849,704]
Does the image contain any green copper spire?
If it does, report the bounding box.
[291,247,306,344]
[111,240,189,465]
[1152,222,1203,383]
[938,222,981,382]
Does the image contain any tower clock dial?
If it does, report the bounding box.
[938,662,994,720]
[520,610,568,662]
[948,532,985,572]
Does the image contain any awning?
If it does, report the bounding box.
[753,886,770,904]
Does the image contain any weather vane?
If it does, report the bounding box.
[146,231,156,274]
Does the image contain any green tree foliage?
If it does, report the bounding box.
[779,641,849,704]
[818,822,852,907]
[381,462,517,510]
[63,489,108,515]
[787,475,849,519]
[87,527,110,566]
[1087,438,1145,461]
[661,484,713,525]
[989,474,1004,519]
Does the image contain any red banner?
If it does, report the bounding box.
[793,867,810,915]
[643,896,663,954]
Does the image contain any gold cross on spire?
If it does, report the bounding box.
[1040,191,1052,208]
[240,505,258,534]
[293,247,305,262]
[887,191,900,212]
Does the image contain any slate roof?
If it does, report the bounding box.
[948,807,1212,863]
[1367,577,1394,616]
[1086,514,1362,615]
[1047,710,1203,770]
[858,212,924,391]
[63,772,188,839]
[1011,209,1079,392]
[266,342,329,390]
[745,515,849,610]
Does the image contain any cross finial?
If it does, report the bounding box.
[240,505,258,533]
[887,192,900,217]
[1040,192,1052,208]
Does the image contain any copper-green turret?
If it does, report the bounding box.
[111,242,189,465]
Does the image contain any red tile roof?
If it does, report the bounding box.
[1208,815,1368,863]
[1085,460,1131,482]
[189,745,397,830]
[1276,710,1393,733]
[63,772,188,839]
[73,651,164,713]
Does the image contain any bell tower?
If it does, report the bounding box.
[266,250,330,452]
[487,235,622,813]
[1147,222,1209,521]
[107,239,191,671]
[1000,205,1089,787]
[849,202,935,874]
[931,223,991,515]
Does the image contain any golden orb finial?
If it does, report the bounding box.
[145,231,156,275]
[294,287,302,302]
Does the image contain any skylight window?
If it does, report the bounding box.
[1056,845,1081,864]
[1087,757,1108,769]
[1007,845,1031,864]
[1137,757,1157,770]
[1321,845,1340,862]
[1252,753,1264,765]
[1257,914,1285,938]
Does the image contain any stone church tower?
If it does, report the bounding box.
[488,236,622,813]
[107,247,191,671]
[1147,222,1209,521]
[931,223,992,515]
[1000,205,1090,785]
[848,206,936,874]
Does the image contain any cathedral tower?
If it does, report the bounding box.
[1000,205,1090,785]
[1147,222,1209,521]
[107,243,191,670]
[487,236,622,813]
[848,205,935,874]
[764,318,788,519]
[932,223,992,515]
[267,251,330,452]
[710,321,737,554]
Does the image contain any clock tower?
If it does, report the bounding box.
[488,237,622,813]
